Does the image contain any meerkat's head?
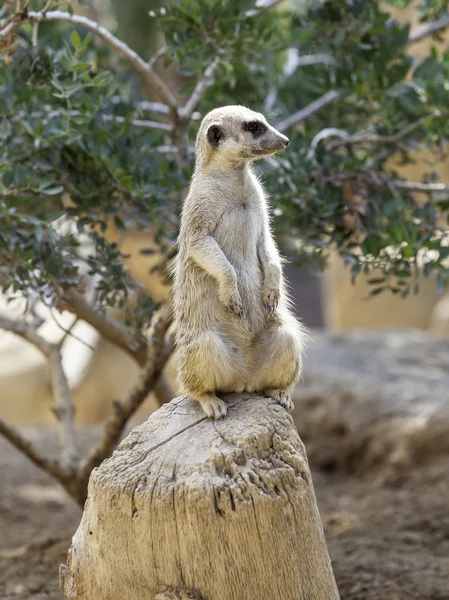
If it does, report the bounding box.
[195,105,289,168]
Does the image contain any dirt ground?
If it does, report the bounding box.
[1,425,448,600]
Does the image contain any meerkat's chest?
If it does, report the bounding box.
[214,193,263,258]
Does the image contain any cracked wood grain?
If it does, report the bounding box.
[60,394,340,600]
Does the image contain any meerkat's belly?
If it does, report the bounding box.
[214,204,265,331]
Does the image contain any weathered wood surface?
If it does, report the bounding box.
[61,394,340,600]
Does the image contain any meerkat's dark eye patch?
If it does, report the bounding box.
[244,121,267,137]
[207,124,223,148]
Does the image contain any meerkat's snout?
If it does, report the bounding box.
[263,128,289,155]
[275,128,289,145]
[276,133,289,150]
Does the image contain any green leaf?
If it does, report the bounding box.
[401,246,415,258]
[70,62,91,72]
[370,287,386,296]
[71,30,82,51]
[80,33,92,51]
[0,118,11,139]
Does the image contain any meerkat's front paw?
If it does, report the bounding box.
[264,389,294,412]
[199,396,228,419]
[219,286,243,317]
[262,287,280,314]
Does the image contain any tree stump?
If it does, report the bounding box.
[60,394,340,600]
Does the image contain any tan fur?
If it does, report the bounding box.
[172,105,306,418]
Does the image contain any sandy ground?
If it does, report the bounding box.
[1,425,449,600]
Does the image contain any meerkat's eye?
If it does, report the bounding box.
[244,121,266,137]
[207,124,223,148]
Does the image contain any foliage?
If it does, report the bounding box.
[1,0,449,323]
[0,9,183,328]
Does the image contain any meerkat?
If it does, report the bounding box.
[172,105,306,419]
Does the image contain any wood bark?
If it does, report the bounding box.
[60,394,340,600]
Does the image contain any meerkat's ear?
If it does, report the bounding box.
[207,123,223,148]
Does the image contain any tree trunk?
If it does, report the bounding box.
[60,394,340,600]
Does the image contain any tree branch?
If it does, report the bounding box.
[1,10,178,113]
[245,0,284,18]
[275,90,341,132]
[102,114,172,132]
[0,417,68,481]
[318,170,449,195]
[78,306,173,480]
[154,143,195,154]
[325,117,427,151]
[392,179,449,193]
[0,314,78,470]
[0,18,15,39]
[181,57,221,119]
[63,288,148,367]
[307,127,349,160]
[283,48,336,78]
[49,311,94,351]
[63,289,174,408]
[408,13,449,45]
[0,314,53,356]
[287,53,336,69]
[42,0,54,12]
[31,19,38,47]
[27,109,173,132]
[64,287,176,413]
[48,347,78,469]
[138,101,170,115]
[147,45,165,68]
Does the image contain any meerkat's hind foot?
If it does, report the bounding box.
[263,389,294,412]
[196,394,228,419]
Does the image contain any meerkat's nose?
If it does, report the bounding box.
[278,133,289,147]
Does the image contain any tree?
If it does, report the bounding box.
[1,0,449,504]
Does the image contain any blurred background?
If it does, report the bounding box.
[1,1,449,599]
[2,0,449,427]
[1,0,449,424]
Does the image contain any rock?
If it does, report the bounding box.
[294,329,449,472]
